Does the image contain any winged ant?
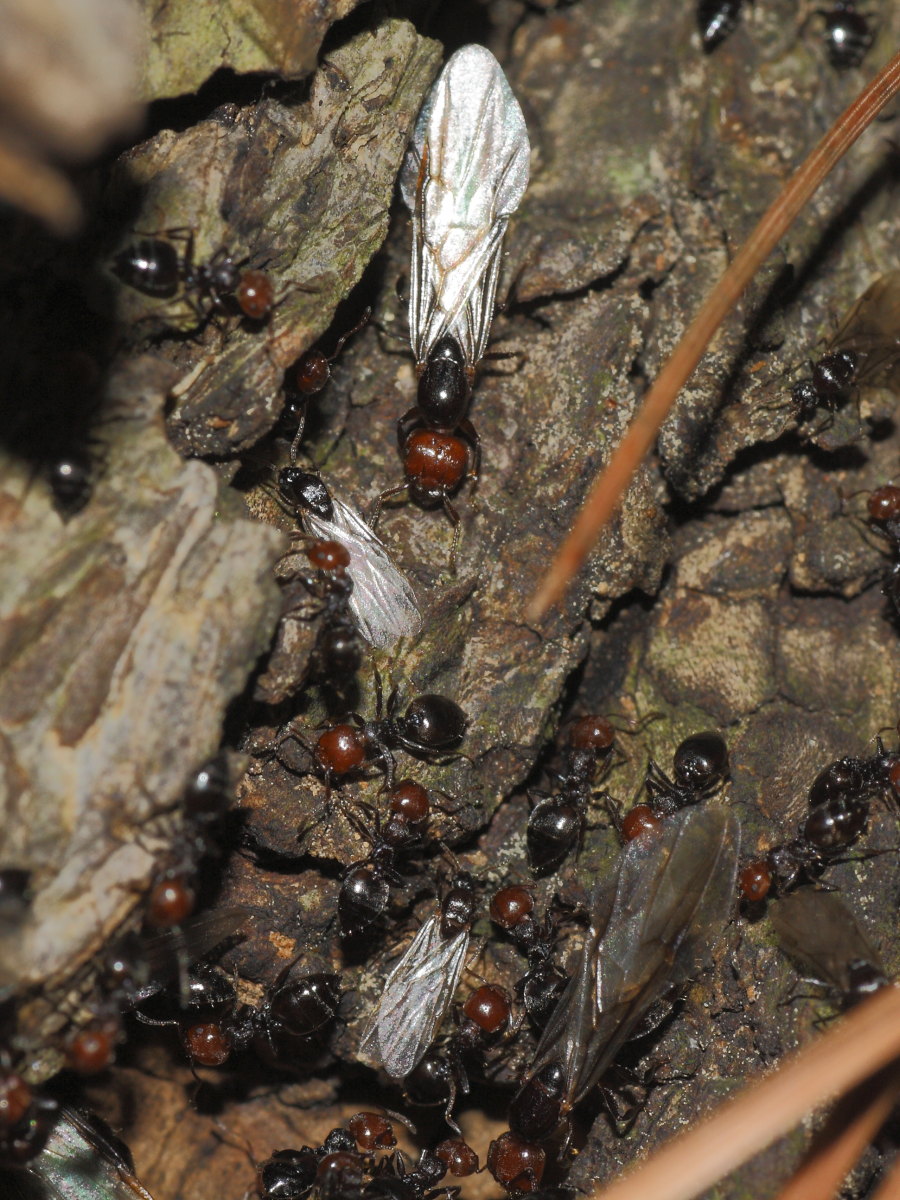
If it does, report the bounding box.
[509,808,739,1143]
[373,46,530,567]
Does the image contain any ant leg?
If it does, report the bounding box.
[373,668,384,719]
[370,482,409,530]
[329,306,372,360]
[289,400,308,464]
[458,418,481,483]
[442,497,461,572]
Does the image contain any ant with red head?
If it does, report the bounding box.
[617,730,730,844]
[373,46,530,569]
[0,1061,57,1166]
[276,672,469,796]
[136,955,342,1068]
[283,308,372,460]
[739,733,900,903]
[278,534,363,689]
[527,714,655,874]
[486,1131,546,1195]
[112,228,276,325]
[490,886,568,1031]
[372,337,480,570]
[865,485,900,622]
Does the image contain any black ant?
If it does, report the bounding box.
[112,228,275,325]
[739,735,900,902]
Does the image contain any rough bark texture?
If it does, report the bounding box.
[1,2,899,1199]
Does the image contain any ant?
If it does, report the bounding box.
[528,714,661,871]
[739,735,900,902]
[283,308,371,460]
[112,228,275,325]
[617,731,730,843]
[490,886,568,1030]
[866,485,900,622]
[364,1147,459,1200]
[278,535,363,687]
[137,958,342,1068]
[372,336,481,570]
[277,672,469,794]
[486,1132,546,1195]
[0,1062,57,1165]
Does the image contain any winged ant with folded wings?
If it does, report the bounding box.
[375,45,531,560]
[358,869,478,1089]
[278,466,421,651]
[509,807,740,1143]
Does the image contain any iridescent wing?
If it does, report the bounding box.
[400,44,530,368]
[6,1108,156,1200]
[359,913,468,1079]
[303,489,422,649]
[531,807,740,1107]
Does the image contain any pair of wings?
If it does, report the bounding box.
[529,807,740,1108]
[359,913,469,1080]
[400,44,530,370]
[302,488,422,650]
[4,1108,155,1200]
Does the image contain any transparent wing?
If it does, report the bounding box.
[303,491,422,649]
[400,44,530,368]
[532,807,740,1106]
[19,1108,156,1200]
[359,914,468,1079]
[830,270,900,391]
[770,889,884,995]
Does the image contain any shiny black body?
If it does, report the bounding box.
[279,468,334,521]
[112,237,181,297]
[184,753,232,819]
[643,731,729,817]
[47,454,92,517]
[259,1147,318,1199]
[414,337,471,432]
[697,0,743,50]
[820,3,873,69]
[339,847,399,937]
[791,349,859,423]
[526,724,619,875]
[112,228,268,323]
